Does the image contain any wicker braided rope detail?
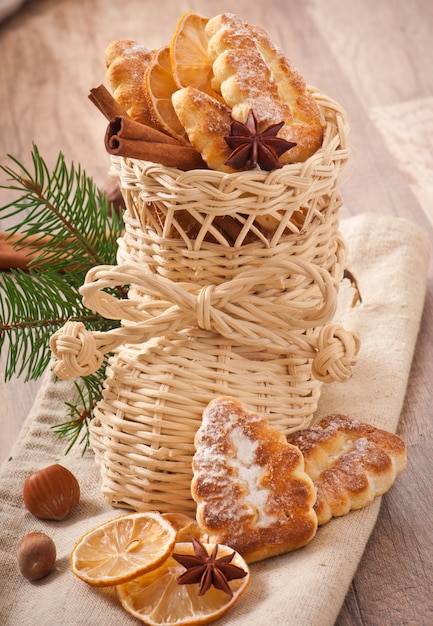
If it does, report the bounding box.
[50,248,358,381]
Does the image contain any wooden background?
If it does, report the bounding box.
[1,1,432,624]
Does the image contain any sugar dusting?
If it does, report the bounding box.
[230,426,278,526]
[194,401,277,526]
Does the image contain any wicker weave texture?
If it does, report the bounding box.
[52,90,359,514]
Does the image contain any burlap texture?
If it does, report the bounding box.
[0,213,429,625]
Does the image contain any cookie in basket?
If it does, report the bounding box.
[102,12,329,244]
[191,396,318,563]
[289,414,407,525]
[205,11,324,166]
[105,39,155,126]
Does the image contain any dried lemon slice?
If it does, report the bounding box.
[144,45,188,144]
[70,512,177,587]
[170,11,216,98]
[161,512,202,542]
[117,541,250,626]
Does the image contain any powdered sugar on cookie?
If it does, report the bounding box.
[290,414,407,525]
[191,396,318,563]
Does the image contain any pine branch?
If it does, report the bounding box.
[0,145,126,452]
[0,144,124,273]
[51,366,109,455]
[0,268,114,381]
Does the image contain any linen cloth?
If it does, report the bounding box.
[0,212,430,626]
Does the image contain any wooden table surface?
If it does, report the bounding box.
[1,1,432,624]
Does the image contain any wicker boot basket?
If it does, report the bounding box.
[51,89,360,515]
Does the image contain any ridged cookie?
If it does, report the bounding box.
[290,414,407,525]
[205,12,324,164]
[105,39,155,126]
[172,86,233,172]
[191,396,318,563]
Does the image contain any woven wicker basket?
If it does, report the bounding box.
[50,89,360,515]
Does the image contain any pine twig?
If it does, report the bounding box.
[0,145,125,452]
[51,365,109,454]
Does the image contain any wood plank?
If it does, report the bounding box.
[307,0,433,108]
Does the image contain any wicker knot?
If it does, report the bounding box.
[50,321,105,379]
[78,260,337,347]
[312,324,361,383]
[196,284,216,331]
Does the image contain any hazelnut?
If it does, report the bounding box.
[17,532,56,580]
[23,464,80,521]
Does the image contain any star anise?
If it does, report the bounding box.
[224,109,296,171]
[172,536,248,597]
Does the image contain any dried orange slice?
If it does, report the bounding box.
[70,512,177,587]
[117,541,250,626]
[161,512,202,542]
[170,11,216,98]
[144,45,188,144]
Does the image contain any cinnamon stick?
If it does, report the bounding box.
[90,85,207,169]
[105,116,207,169]
[89,84,127,121]
[106,115,181,146]
[0,232,61,270]
[106,135,207,169]
[0,229,125,271]
[0,232,35,270]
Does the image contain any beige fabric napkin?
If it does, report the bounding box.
[0,212,430,626]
